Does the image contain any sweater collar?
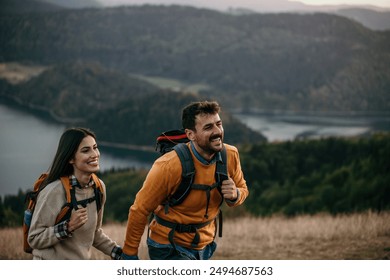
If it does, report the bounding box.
[69,175,95,189]
[190,141,222,165]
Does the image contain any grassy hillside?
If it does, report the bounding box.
[2,212,389,259]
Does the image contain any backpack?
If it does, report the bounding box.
[155,129,228,211]
[23,173,103,254]
[154,129,228,249]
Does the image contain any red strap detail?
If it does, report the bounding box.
[157,134,187,142]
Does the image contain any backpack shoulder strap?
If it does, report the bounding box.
[34,173,48,191]
[174,143,194,177]
[59,176,79,211]
[60,174,103,211]
[91,173,103,212]
[54,176,76,224]
[215,145,228,184]
[55,174,103,223]
[168,143,195,207]
[91,173,103,192]
[25,173,49,209]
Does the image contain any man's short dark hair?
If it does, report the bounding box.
[182,101,221,130]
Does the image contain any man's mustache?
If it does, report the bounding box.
[210,134,222,141]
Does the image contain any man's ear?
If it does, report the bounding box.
[185,129,195,141]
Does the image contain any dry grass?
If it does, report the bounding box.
[0,62,47,84]
[2,211,389,260]
[213,211,390,260]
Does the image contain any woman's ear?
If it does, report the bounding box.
[69,158,75,164]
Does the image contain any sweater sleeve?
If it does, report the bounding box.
[28,181,67,250]
[226,145,249,207]
[122,153,182,256]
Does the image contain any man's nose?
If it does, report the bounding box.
[213,125,222,135]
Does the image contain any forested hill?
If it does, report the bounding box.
[0,61,266,146]
[1,5,389,112]
[1,132,389,226]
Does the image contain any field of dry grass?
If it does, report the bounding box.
[0,62,47,85]
[1,211,389,260]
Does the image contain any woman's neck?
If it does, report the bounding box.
[73,172,92,187]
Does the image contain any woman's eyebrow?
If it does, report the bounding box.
[80,145,91,150]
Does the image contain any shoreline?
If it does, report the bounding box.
[0,98,157,153]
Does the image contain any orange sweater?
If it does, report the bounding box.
[123,143,248,256]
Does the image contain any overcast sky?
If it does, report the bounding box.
[99,0,390,8]
[294,0,390,7]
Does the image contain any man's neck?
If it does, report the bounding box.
[190,141,218,164]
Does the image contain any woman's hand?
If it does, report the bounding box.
[67,208,88,232]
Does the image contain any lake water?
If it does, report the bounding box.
[233,111,390,142]
[0,103,154,197]
[1,103,389,196]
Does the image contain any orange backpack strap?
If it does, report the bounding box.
[26,173,49,210]
[91,173,103,193]
[34,173,48,190]
[55,174,104,223]
[91,173,104,212]
[55,176,74,224]
[60,176,72,204]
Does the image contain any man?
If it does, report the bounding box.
[122,101,249,260]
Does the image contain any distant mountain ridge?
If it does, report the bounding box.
[2,5,389,112]
[335,8,390,31]
[98,0,390,12]
[98,0,390,30]
[2,0,390,30]
[38,0,102,9]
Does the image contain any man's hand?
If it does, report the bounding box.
[220,177,238,201]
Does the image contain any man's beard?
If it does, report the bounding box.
[200,134,223,155]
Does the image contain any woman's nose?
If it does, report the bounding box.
[92,149,100,157]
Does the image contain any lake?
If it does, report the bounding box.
[1,103,389,196]
[0,103,154,197]
[233,110,390,142]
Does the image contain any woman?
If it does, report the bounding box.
[28,127,122,259]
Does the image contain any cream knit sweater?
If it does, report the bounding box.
[28,179,118,259]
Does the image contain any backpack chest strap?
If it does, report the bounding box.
[154,215,214,249]
[191,183,222,219]
[67,196,97,208]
